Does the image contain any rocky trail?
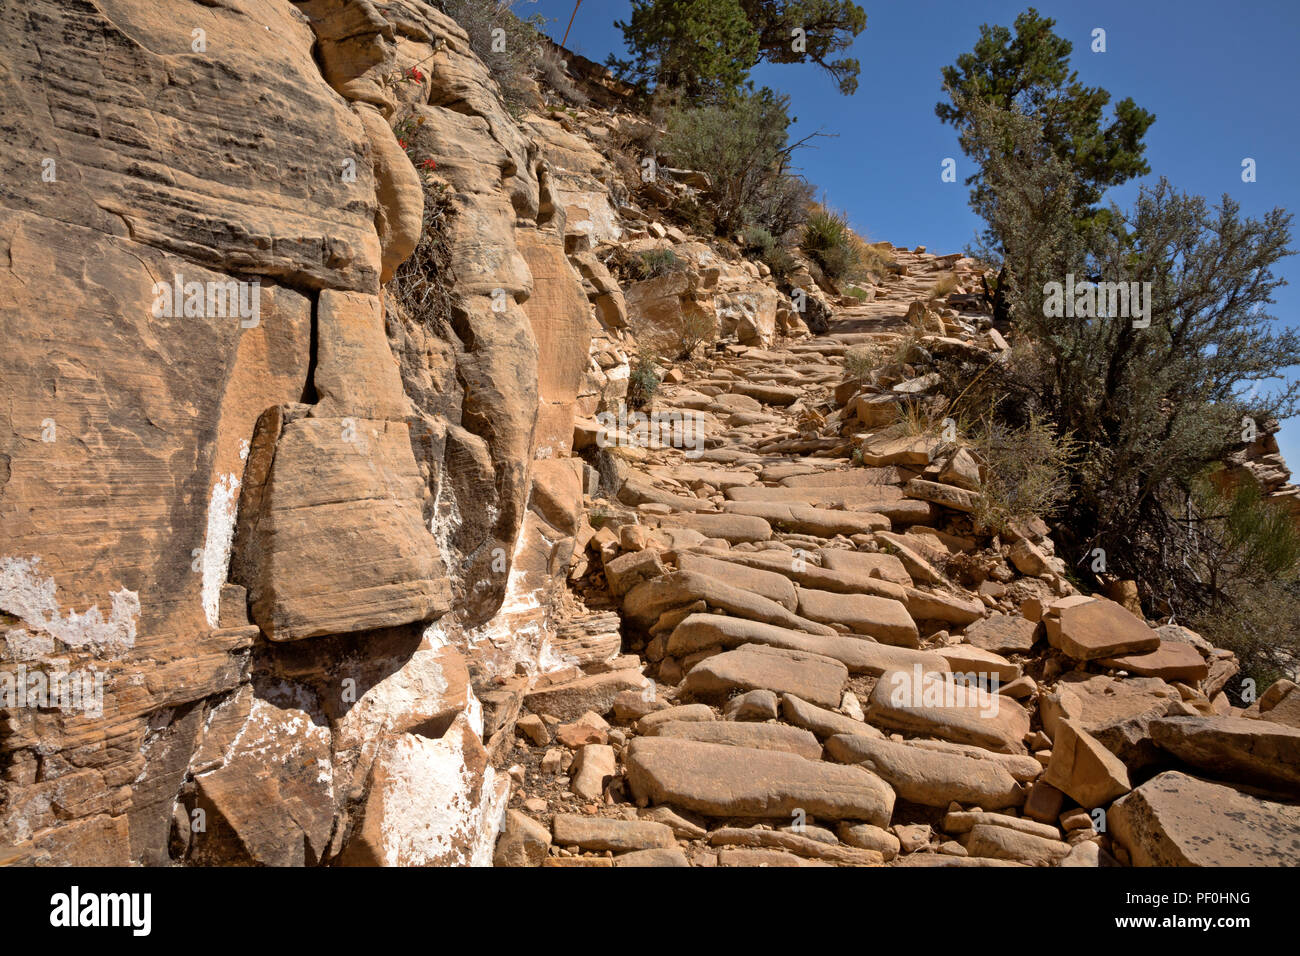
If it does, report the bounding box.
[493,248,1300,868]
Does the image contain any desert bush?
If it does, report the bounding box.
[843,345,882,383]
[1180,478,1300,695]
[535,44,589,106]
[960,88,1300,610]
[926,273,959,303]
[801,205,867,282]
[437,0,548,115]
[1192,579,1300,699]
[673,309,716,360]
[626,349,663,409]
[661,87,812,236]
[387,179,456,330]
[969,410,1078,534]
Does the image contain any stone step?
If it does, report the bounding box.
[666,613,950,676]
[642,719,823,760]
[825,734,1026,809]
[624,736,895,826]
[682,644,848,709]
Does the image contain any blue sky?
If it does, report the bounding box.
[526,0,1300,470]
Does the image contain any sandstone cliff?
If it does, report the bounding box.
[0,0,612,866]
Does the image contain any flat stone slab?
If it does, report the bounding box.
[964,613,1040,654]
[827,733,1025,809]
[1100,641,1209,682]
[859,434,935,467]
[625,736,895,826]
[1045,597,1160,661]
[905,478,979,513]
[722,501,889,537]
[643,720,822,760]
[683,644,848,709]
[904,588,984,625]
[939,645,1021,683]
[1149,716,1300,793]
[654,512,773,543]
[782,694,885,741]
[963,824,1068,865]
[667,613,949,677]
[819,548,913,586]
[706,827,884,866]
[624,571,834,635]
[525,670,650,721]
[691,548,906,602]
[551,815,676,853]
[614,847,690,867]
[726,484,903,508]
[1109,771,1300,866]
[677,552,797,610]
[867,668,1031,754]
[730,382,802,406]
[797,589,919,647]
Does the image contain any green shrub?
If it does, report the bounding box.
[661,88,813,236]
[960,88,1300,610]
[437,0,548,115]
[627,350,662,409]
[802,206,865,281]
[969,410,1077,535]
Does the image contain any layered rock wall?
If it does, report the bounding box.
[0,0,599,865]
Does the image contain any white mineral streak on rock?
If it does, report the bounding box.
[0,555,139,658]
[201,473,241,628]
[375,721,507,867]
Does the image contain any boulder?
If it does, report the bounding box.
[667,613,949,676]
[782,694,885,741]
[963,613,1040,655]
[1044,598,1160,661]
[624,571,835,635]
[963,824,1069,865]
[1149,716,1300,792]
[551,815,675,852]
[643,720,822,760]
[796,589,920,647]
[867,668,1032,754]
[1040,673,1179,769]
[1109,772,1300,866]
[676,552,797,610]
[1042,719,1132,808]
[494,811,551,867]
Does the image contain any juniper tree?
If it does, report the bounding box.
[611,0,866,100]
[958,93,1300,617]
[937,7,1154,233]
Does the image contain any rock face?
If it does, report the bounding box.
[0,1,597,865]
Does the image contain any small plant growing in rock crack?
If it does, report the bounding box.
[626,349,662,409]
[926,273,959,304]
[387,178,456,331]
[843,345,883,383]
